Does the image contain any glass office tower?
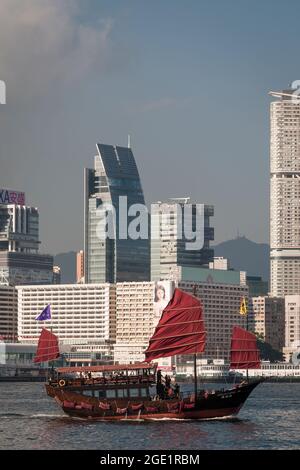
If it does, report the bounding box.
[84,143,150,283]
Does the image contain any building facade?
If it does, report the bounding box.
[0,200,39,253]
[270,87,300,296]
[114,273,248,364]
[178,280,248,361]
[247,276,269,297]
[0,190,53,286]
[114,282,155,364]
[248,296,285,352]
[151,199,214,281]
[0,252,53,286]
[0,285,18,341]
[17,283,116,363]
[84,143,149,284]
[209,257,229,270]
[283,295,300,361]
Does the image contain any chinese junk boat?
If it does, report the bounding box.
[44,289,261,421]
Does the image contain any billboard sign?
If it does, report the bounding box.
[153,280,175,328]
[152,281,175,370]
[0,189,25,205]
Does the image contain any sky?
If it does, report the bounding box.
[0,0,299,255]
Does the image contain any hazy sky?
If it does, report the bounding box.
[0,0,299,254]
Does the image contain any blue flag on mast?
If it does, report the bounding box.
[35,304,51,321]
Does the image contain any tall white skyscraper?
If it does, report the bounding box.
[270,86,300,296]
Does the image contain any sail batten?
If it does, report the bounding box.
[33,328,60,364]
[145,288,206,361]
[230,326,260,370]
[147,341,204,354]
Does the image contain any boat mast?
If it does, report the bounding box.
[193,285,198,400]
[193,353,197,400]
[246,304,249,381]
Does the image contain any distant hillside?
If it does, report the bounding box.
[53,237,270,284]
[54,251,77,284]
[213,237,269,281]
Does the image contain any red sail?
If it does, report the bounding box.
[145,288,206,361]
[33,328,60,363]
[230,326,260,369]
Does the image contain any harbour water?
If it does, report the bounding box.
[0,382,299,450]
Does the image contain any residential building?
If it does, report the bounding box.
[270,87,300,296]
[0,285,18,341]
[248,296,285,352]
[114,271,248,363]
[283,295,300,361]
[178,280,248,361]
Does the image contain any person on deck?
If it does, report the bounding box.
[157,382,165,400]
[165,374,171,389]
[174,382,180,398]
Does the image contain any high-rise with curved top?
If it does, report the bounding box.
[270,86,300,296]
[84,143,150,283]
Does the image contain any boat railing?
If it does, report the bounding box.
[51,374,156,388]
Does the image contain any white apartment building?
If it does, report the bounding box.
[283,295,300,361]
[248,296,285,352]
[114,276,248,364]
[270,87,300,296]
[114,282,155,364]
[178,281,248,361]
[17,283,116,363]
[0,285,18,341]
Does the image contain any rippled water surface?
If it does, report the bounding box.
[0,382,299,449]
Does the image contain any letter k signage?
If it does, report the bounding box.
[0,80,6,104]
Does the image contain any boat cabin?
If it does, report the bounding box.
[49,363,157,401]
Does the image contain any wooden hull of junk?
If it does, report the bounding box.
[46,380,261,421]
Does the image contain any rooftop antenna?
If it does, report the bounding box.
[128,134,131,149]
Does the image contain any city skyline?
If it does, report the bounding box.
[2,0,300,254]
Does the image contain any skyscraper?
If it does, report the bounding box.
[84,143,150,283]
[0,188,53,286]
[270,86,300,296]
[150,198,214,281]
